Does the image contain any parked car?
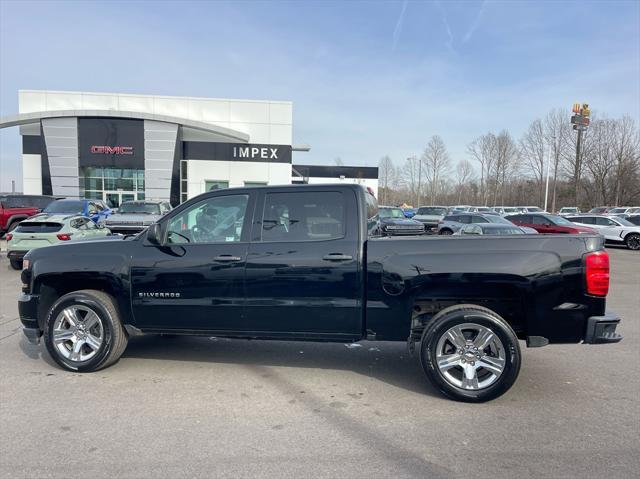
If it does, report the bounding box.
[412,206,448,233]
[18,184,622,403]
[467,206,498,215]
[43,199,112,224]
[0,194,55,236]
[402,208,417,218]
[566,215,640,250]
[104,200,172,235]
[6,214,111,269]
[456,223,528,235]
[378,207,424,235]
[607,206,640,215]
[517,206,546,213]
[492,207,521,216]
[437,213,531,235]
[558,207,580,216]
[589,206,615,214]
[506,213,596,234]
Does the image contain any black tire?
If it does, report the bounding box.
[43,290,128,372]
[625,233,640,250]
[439,229,453,235]
[9,259,22,270]
[419,304,521,402]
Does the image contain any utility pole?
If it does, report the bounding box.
[416,155,422,207]
[570,103,591,207]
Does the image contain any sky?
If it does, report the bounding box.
[1,0,639,192]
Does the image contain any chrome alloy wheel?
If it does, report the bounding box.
[435,323,506,390]
[52,305,104,362]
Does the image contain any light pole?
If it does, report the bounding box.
[544,136,555,212]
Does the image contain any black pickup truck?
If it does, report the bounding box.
[18,184,622,402]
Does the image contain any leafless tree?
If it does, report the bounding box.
[402,156,422,206]
[334,157,344,166]
[421,136,451,205]
[455,159,474,203]
[520,119,546,205]
[467,133,496,204]
[378,155,394,204]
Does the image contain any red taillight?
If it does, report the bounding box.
[585,251,609,296]
[56,233,72,241]
[5,233,12,241]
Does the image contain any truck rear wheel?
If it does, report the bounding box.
[43,290,128,372]
[419,305,521,402]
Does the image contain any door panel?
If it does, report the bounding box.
[243,189,362,338]
[131,192,253,331]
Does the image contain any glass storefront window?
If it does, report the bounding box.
[80,167,144,206]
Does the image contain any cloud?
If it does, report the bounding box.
[462,0,486,44]
[392,0,408,51]
[435,1,455,53]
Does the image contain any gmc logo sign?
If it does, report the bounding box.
[91,146,134,155]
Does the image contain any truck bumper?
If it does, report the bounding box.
[583,311,623,344]
[19,293,41,345]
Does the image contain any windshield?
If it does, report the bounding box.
[118,203,161,214]
[561,208,577,212]
[418,207,447,215]
[609,208,627,213]
[486,215,512,224]
[379,208,405,218]
[527,207,543,212]
[44,201,84,214]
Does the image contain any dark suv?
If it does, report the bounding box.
[0,194,55,236]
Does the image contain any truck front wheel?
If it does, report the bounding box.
[419,305,521,402]
[43,290,128,372]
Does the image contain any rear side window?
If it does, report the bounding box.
[2,196,46,208]
[15,222,63,233]
[573,216,594,224]
[261,191,345,242]
[532,216,551,225]
[365,191,378,219]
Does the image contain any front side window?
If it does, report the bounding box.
[261,191,345,242]
[166,194,248,244]
[471,216,489,224]
[596,217,617,226]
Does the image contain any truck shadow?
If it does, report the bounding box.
[122,335,441,397]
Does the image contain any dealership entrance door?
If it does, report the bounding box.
[104,191,138,208]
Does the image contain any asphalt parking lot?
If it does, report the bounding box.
[0,242,638,479]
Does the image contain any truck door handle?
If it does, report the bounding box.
[322,253,353,261]
[213,255,242,262]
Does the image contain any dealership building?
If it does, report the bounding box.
[0,90,378,206]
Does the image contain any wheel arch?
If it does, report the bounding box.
[34,273,132,329]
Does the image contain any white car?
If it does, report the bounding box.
[607,206,640,215]
[558,207,580,216]
[412,206,448,233]
[566,215,640,250]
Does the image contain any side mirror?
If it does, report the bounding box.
[147,223,162,245]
